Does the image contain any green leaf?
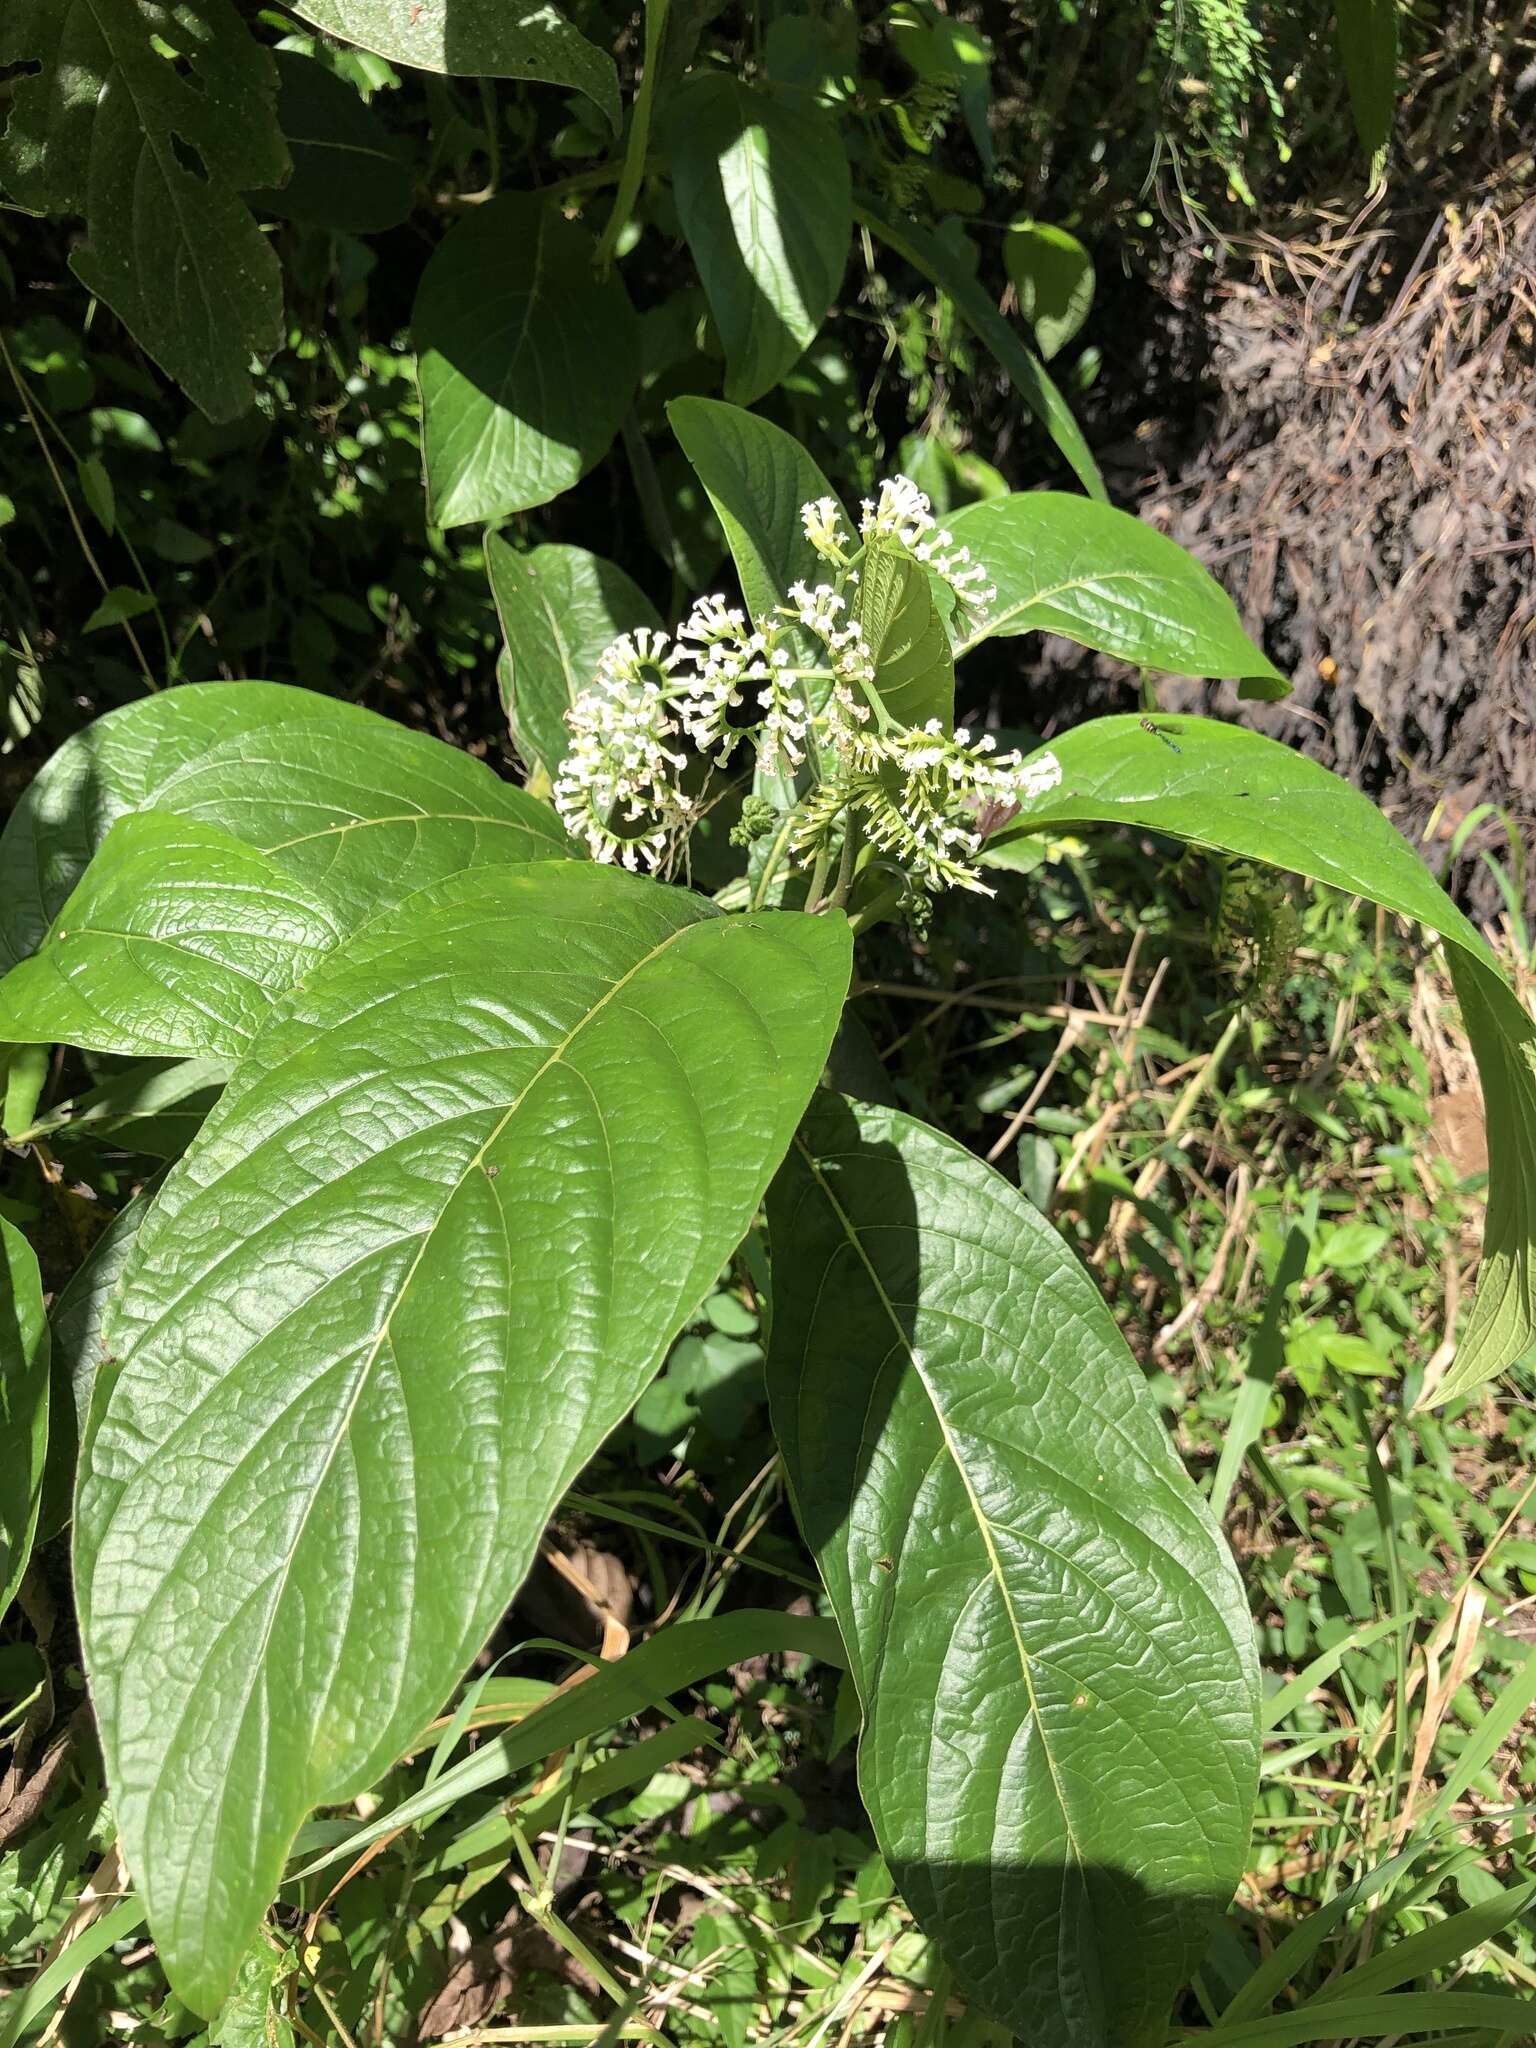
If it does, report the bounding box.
[20,1054,229,1161]
[289,0,619,130]
[416,195,641,527]
[290,1607,847,1878]
[246,49,413,234]
[1,1217,49,1618]
[986,714,1535,1402]
[487,537,662,786]
[1193,1990,1536,2046]
[886,1,993,170]
[856,542,954,731]
[1335,0,1398,170]
[0,813,345,1059]
[76,865,850,2014]
[1003,220,1094,361]
[767,1095,1260,2048]
[946,494,1287,691]
[0,0,287,421]
[669,76,851,406]
[81,586,155,634]
[855,195,1106,503]
[0,682,568,972]
[667,397,845,623]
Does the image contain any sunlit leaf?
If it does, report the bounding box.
[76,865,850,2013]
[768,1095,1260,2047]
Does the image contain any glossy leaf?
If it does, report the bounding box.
[0,814,345,1059]
[1,1217,50,1617]
[855,196,1106,503]
[767,1096,1260,2047]
[0,0,287,422]
[76,864,851,2013]
[247,50,413,235]
[947,493,1287,693]
[290,0,619,129]
[416,196,641,527]
[0,682,568,972]
[856,542,954,732]
[987,715,1534,1401]
[1003,220,1095,361]
[18,1055,230,1162]
[667,397,845,624]
[487,537,662,786]
[669,76,851,406]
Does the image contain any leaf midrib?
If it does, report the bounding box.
[791,1134,1087,1872]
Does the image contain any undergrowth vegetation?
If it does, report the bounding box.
[3,4,1535,2046]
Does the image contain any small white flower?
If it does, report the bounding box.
[800,495,852,562]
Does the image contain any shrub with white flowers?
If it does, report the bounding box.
[553,476,1060,907]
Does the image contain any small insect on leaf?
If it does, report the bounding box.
[1140,716,1182,754]
[876,1556,895,1573]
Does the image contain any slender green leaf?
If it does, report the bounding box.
[856,543,954,732]
[1003,221,1094,361]
[0,1895,146,2048]
[0,0,287,421]
[855,196,1105,503]
[247,49,413,234]
[76,865,850,2014]
[1262,1611,1414,1731]
[987,715,1536,1400]
[0,814,345,1059]
[1336,0,1399,168]
[0,1218,49,1617]
[1194,1989,1536,2045]
[669,76,850,405]
[1313,1877,1536,2004]
[767,1095,1261,2048]
[17,1055,230,1159]
[1217,1836,1432,2025]
[488,538,662,786]
[667,397,845,624]
[417,195,641,527]
[292,1608,846,1879]
[947,494,1286,692]
[0,682,568,972]
[289,0,620,128]
[1419,1639,1536,1832]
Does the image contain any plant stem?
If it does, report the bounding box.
[594,0,670,273]
[0,333,160,692]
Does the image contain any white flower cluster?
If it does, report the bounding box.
[798,714,1062,896]
[553,475,1029,891]
[857,476,997,624]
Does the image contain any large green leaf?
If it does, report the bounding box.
[667,397,845,625]
[1,1217,50,1617]
[416,196,641,528]
[487,537,662,787]
[856,541,954,732]
[0,682,567,972]
[289,0,619,129]
[946,493,1287,695]
[0,0,287,422]
[246,48,413,235]
[669,76,851,406]
[76,864,851,2014]
[988,715,1534,1403]
[855,196,1106,504]
[0,814,345,1060]
[767,1096,1260,2047]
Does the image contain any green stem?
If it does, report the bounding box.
[749,810,801,911]
[594,0,670,273]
